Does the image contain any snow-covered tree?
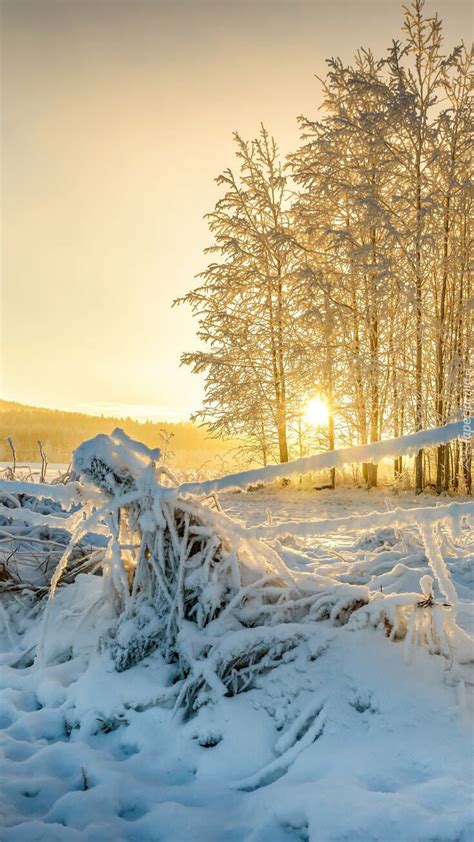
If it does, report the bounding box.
[180,2,471,492]
[177,126,304,464]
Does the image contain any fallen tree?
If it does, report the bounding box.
[0,423,472,716]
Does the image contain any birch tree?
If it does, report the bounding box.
[179,1,471,490]
[177,126,302,464]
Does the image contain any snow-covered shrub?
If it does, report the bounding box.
[354,527,399,551]
[62,430,369,712]
[0,487,105,594]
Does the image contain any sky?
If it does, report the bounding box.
[1,0,472,422]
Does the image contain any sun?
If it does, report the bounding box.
[305,396,329,426]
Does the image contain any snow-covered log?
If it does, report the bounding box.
[243,500,474,543]
[0,479,102,506]
[171,420,469,495]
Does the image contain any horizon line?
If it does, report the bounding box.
[1,396,196,425]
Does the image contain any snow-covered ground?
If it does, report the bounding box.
[0,485,473,841]
[224,484,451,527]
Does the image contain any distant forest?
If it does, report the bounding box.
[0,400,239,468]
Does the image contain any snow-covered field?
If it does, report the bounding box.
[0,476,473,842]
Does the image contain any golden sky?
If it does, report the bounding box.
[1,0,471,421]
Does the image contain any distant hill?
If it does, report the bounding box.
[0,400,241,469]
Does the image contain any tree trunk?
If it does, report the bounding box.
[325,290,336,489]
[277,411,289,463]
[436,193,451,493]
[415,158,424,493]
[276,275,288,463]
[462,439,472,495]
[390,333,403,479]
[350,284,368,482]
[368,230,379,488]
[328,406,335,490]
[267,274,288,464]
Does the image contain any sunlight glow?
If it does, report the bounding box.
[305,396,329,427]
